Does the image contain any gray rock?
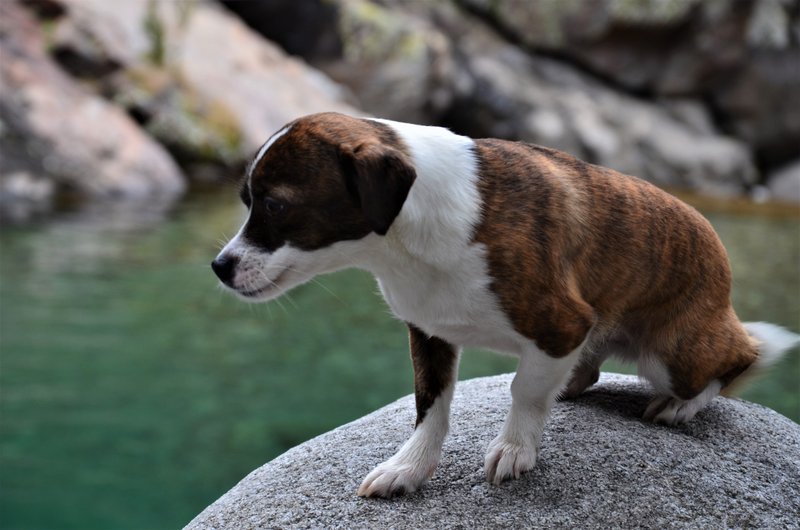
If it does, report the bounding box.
[0,171,55,223]
[228,0,757,196]
[0,1,185,218]
[445,38,757,196]
[768,159,800,204]
[185,373,800,530]
[53,0,359,165]
[458,0,800,170]
[222,0,458,125]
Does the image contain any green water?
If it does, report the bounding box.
[1,190,798,530]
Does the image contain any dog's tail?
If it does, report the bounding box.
[722,322,800,397]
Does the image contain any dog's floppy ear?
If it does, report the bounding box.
[340,142,416,236]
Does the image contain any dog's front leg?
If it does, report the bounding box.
[358,324,459,498]
[484,347,582,485]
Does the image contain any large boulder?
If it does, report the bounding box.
[185,373,800,529]
[0,1,185,222]
[441,34,758,196]
[49,0,359,168]
[222,0,457,125]
[460,0,800,171]
[223,0,759,196]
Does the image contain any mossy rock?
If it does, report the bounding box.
[116,65,244,168]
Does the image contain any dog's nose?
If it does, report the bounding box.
[211,254,238,286]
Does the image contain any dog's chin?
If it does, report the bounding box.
[232,284,285,303]
[228,270,307,304]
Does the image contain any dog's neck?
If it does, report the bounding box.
[367,119,482,269]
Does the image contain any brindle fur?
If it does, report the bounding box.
[472,140,758,399]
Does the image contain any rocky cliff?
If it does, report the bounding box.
[3,0,799,222]
[184,373,800,529]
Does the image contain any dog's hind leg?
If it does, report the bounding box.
[358,324,459,498]
[640,310,761,426]
[560,330,634,400]
[559,358,602,400]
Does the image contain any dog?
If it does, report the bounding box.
[212,112,799,498]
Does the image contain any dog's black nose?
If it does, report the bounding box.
[211,255,238,286]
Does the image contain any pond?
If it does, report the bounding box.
[1,188,798,530]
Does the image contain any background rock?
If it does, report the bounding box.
[768,159,800,203]
[51,0,359,169]
[458,0,800,172]
[1,0,362,220]
[0,1,185,222]
[4,0,799,222]
[225,0,760,195]
[441,36,757,195]
[185,373,800,530]
[222,0,457,125]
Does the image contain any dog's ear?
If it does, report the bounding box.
[340,142,416,236]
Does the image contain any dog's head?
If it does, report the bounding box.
[212,113,416,301]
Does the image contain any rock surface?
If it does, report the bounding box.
[768,159,800,204]
[185,373,800,529]
[224,0,761,196]
[460,0,800,171]
[0,1,185,221]
[1,0,361,221]
[52,0,359,165]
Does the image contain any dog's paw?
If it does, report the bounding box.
[357,458,436,498]
[643,384,720,426]
[643,397,703,426]
[484,434,538,485]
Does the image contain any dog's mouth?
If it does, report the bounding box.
[235,269,289,300]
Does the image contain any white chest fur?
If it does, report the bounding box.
[374,246,527,355]
[362,119,531,355]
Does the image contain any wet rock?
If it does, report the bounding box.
[0,1,185,219]
[185,373,800,530]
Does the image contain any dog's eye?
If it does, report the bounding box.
[264,197,285,216]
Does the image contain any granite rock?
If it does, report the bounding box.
[185,373,800,529]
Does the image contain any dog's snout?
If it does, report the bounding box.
[211,254,238,286]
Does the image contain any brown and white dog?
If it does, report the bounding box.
[212,112,798,498]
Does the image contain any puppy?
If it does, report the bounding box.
[212,112,798,498]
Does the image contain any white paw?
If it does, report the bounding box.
[357,458,436,498]
[644,396,702,425]
[484,434,538,485]
[644,383,721,426]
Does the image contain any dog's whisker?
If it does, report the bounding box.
[271,294,290,317]
[252,268,295,313]
[283,295,299,311]
[308,278,347,306]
